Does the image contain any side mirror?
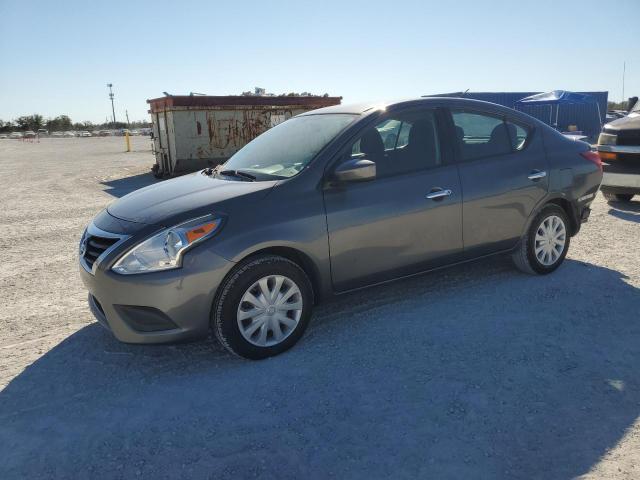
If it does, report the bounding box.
[333,158,376,183]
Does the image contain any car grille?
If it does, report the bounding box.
[83,235,119,270]
[616,129,640,146]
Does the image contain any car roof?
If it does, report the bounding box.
[301,97,547,126]
[298,102,386,115]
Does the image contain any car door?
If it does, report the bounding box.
[323,108,463,292]
[450,109,549,255]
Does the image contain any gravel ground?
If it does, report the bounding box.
[0,137,639,479]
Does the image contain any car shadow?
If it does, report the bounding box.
[1,258,639,479]
[101,172,160,198]
[608,199,640,223]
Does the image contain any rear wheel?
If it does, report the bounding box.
[512,204,570,275]
[212,255,314,360]
[151,163,164,179]
[603,191,634,203]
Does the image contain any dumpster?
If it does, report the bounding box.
[147,95,342,177]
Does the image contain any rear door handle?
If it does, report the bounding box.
[528,170,547,181]
[426,188,453,200]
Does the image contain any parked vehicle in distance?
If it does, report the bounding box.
[79,98,602,359]
[9,132,23,139]
[80,131,92,137]
[605,110,627,124]
[51,132,64,137]
[63,131,75,137]
[23,131,36,138]
[0,134,8,139]
[37,129,49,136]
[597,97,640,203]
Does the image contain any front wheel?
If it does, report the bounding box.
[212,255,314,360]
[512,205,570,275]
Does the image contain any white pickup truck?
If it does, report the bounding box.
[597,97,640,203]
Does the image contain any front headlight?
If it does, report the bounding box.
[598,132,617,146]
[111,215,223,275]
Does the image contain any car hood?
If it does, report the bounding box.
[605,112,640,131]
[107,171,277,226]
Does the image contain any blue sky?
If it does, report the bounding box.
[1,0,638,123]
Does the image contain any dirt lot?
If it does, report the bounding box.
[0,137,639,479]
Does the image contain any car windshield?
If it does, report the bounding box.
[220,114,357,180]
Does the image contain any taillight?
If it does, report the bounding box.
[580,151,602,171]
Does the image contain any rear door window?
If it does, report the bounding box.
[452,111,512,160]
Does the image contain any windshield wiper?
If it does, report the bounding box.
[219,169,256,181]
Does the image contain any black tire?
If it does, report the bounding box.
[151,164,164,179]
[512,204,571,275]
[212,255,314,360]
[603,191,634,203]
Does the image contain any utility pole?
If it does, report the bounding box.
[622,61,626,103]
[107,83,116,125]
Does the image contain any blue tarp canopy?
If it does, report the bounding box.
[515,90,598,106]
[514,90,602,132]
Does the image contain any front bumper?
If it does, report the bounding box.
[597,144,640,155]
[80,244,235,344]
[598,146,640,194]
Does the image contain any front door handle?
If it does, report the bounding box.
[528,170,547,181]
[426,188,453,200]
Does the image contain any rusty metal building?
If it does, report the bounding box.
[147,95,342,177]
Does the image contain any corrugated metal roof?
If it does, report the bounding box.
[147,95,342,113]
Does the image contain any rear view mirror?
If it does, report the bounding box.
[333,158,376,183]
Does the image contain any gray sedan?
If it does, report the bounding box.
[79,98,602,359]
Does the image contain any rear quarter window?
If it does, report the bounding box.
[505,120,531,151]
[452,111,511,160]
[452,111,533,160]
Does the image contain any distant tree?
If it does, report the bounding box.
[0,120,15,133]
[4,114,151,133]
[14,116,29,130]
[129,120,152,128]
[101,121,128,129]
[33,114,44,130]
[73,121,96,131]
[608,100,629,111]
[15,114,44,131]
[46,115,73,132]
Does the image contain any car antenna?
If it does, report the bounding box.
[460,89,470,98]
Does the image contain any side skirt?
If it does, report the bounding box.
[332,248,516,296]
